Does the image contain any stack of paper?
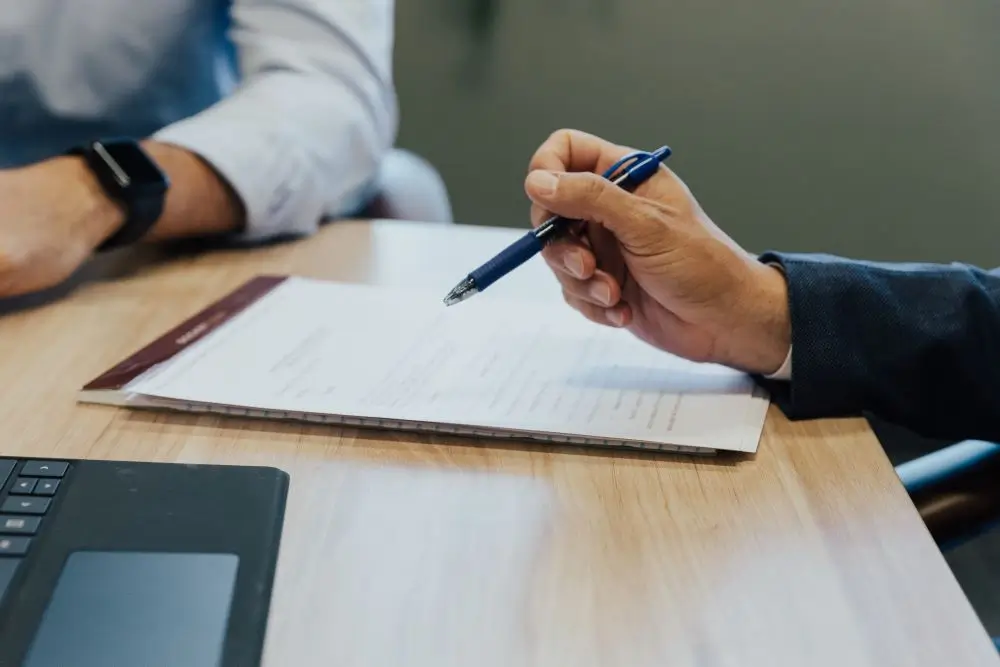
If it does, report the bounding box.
[80,276,770,454]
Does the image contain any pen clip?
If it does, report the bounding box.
[604,155,643,182]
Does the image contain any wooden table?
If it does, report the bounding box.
[1,220,996,666]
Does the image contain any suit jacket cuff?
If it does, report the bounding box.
[754,251,872,420]
[754,252,1000,440]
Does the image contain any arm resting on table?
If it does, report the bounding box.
[757,253,1000,442]
[153,0,397,241]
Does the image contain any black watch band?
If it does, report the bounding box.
[68,139,169,251]
[98,193,164,250]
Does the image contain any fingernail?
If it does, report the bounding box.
[527,170,558,196]
[590,282,612,306]
[564,252,585,278]
[607,309,626,327]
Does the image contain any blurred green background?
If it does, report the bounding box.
[394,0,1000,265]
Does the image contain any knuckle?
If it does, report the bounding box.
[547,128,574,143]
[571,175,605,204]
[542,240,570,259]
[581,305,607,327]
[582,178,621,215]
[631,202,675,247]
[540,247,561,267]
[562,289,604,326]
[559,275,585,297]
[556,273,580,295]
[0,247,29,296]
[561,288,586,310]
[550,261,575,283]
[0,245,27,274]
[589,179,614,206]
[531,130,570,166]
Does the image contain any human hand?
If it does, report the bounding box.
[525,129,791,375]
[0,157,122,297]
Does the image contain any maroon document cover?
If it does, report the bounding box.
[83,275,289,393]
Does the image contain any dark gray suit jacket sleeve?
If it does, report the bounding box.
[755,252,1000,442]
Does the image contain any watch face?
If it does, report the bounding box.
[95,141,167,192]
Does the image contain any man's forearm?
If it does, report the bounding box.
[758,253,1000,442]
[142,142,244,241]
[76,141,244,247]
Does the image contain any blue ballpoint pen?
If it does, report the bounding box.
[442,145,672,306]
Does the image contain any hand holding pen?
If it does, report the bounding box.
[443,142,672,305]
[513,129,792,375]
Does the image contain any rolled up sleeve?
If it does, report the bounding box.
[154,0,397,240]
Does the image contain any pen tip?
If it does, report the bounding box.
[442,277,478,307]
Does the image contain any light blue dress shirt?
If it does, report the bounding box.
[0,0,398,240]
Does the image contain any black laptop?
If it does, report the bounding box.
[0,457,289,667]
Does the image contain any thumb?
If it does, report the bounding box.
[525,170,664,248]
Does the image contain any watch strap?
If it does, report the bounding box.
[98,196,165,250]
[68,141,166,252]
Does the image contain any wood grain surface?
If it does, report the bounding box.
[0,220,996,666]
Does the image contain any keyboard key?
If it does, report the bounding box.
[0,537,30,556]
[20,461,68,478]
[0,558,19,604]
[0,460,14,490]
[1,497,49,515]
[33,480,59,496]
[10,478,37,495]
[0,516,40,535]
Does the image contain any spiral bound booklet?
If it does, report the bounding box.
[79,276,770,455]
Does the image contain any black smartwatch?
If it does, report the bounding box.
[69,139,169,251]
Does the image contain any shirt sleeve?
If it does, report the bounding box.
[153,0,397,241]
[765,346,793,381]
[761,260,792,380]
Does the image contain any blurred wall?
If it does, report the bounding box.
[394,0,1000,264]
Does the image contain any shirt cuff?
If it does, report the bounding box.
[765,345,793,381]
[762,259,792,381]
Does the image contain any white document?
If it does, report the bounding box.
[121,278,770,454]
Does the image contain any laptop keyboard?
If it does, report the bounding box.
[0,459,70,603]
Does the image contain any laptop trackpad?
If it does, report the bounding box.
[23,551,239,667]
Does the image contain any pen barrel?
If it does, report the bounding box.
[470,232,544,291]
